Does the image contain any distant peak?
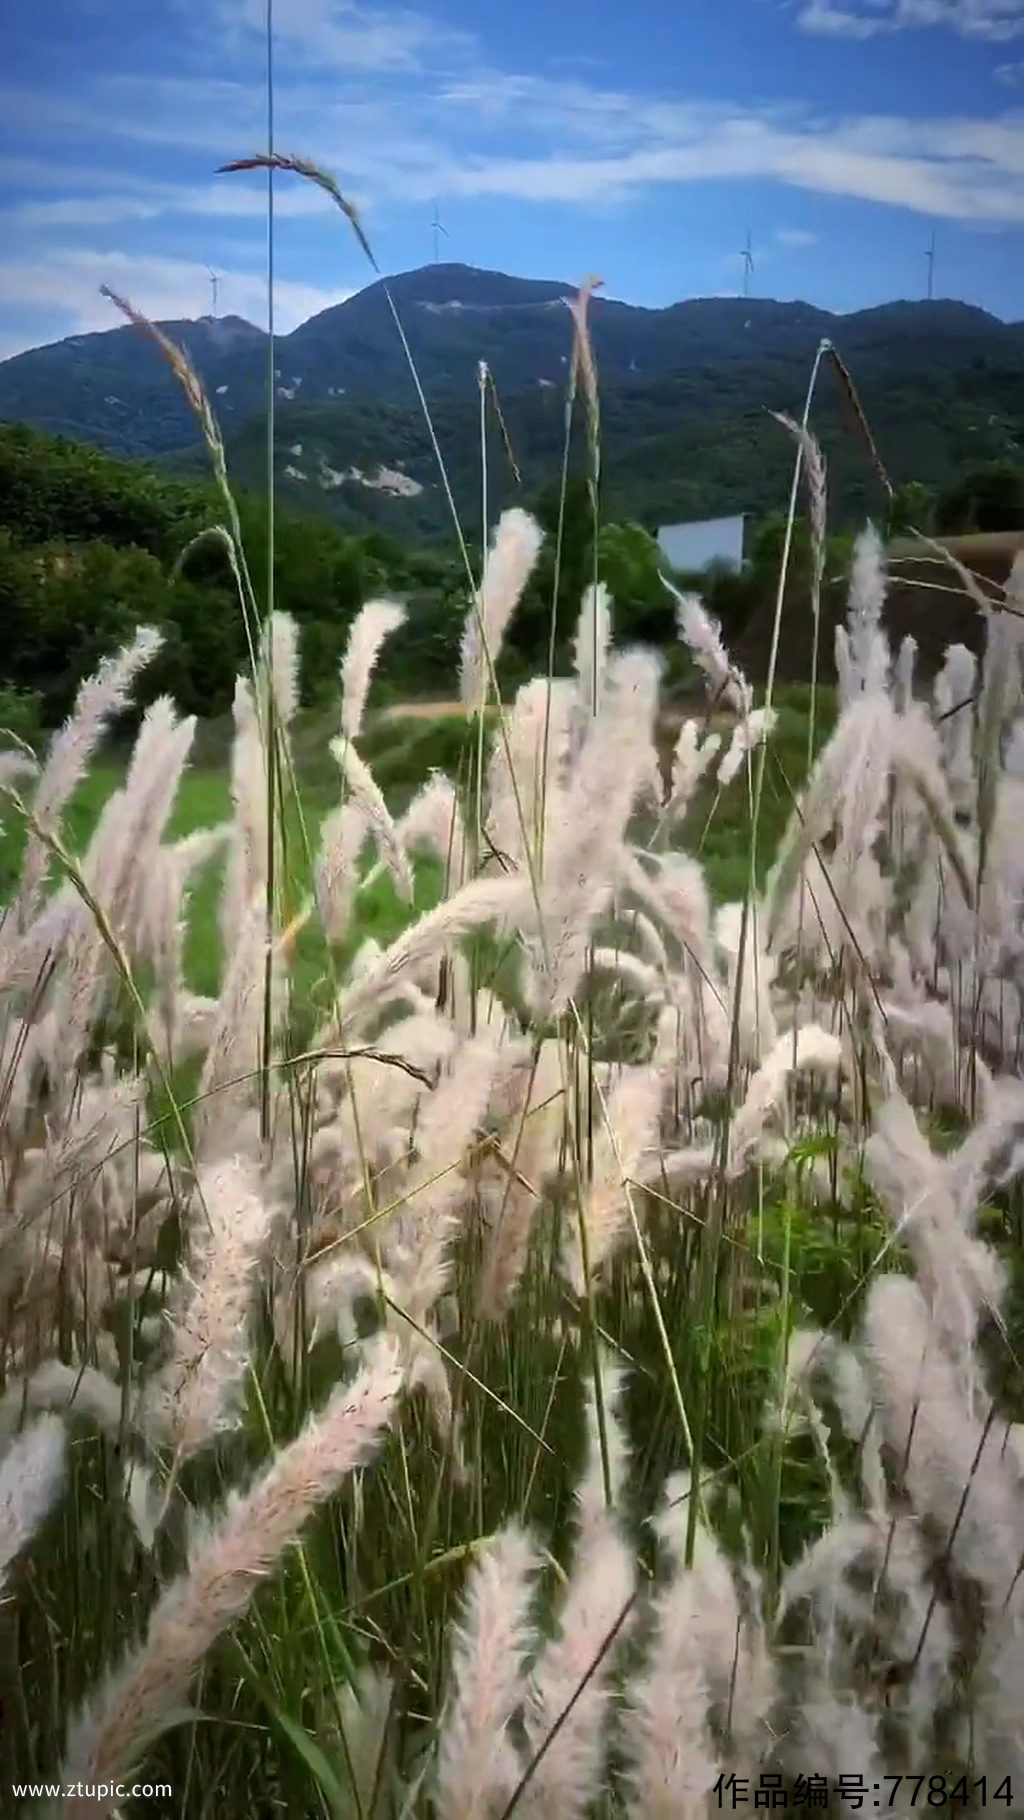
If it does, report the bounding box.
[190,313,265,338]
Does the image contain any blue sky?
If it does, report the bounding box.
[1,0,1023,358]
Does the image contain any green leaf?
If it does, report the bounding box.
[270,1704,356,1819]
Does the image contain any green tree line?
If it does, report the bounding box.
[2,422,1021,739]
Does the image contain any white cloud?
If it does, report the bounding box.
[796,0,1024,40]
[420,101,1024,222]
[425,71,1024,218]
[996,59,1024,80]
[5,0,1024,228]
[3,0,1024,359]
[0,249,351,350]
[796,2,889,37]
[0,182,335,231]
[5,55,1024,227]
[205,0,476,75]
[0,73,452,212]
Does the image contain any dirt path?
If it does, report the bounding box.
[379,700,467,722]
[380,699,738,730]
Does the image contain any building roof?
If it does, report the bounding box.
[656,512,746,573]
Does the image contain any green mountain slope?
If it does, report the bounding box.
[2,262,1023,542]
[192,342,1024,543]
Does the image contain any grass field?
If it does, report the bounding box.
[0,708,464,1005]
[6,524,1024,1816]
[0,685,834,978]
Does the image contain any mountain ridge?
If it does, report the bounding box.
[15,262,1019,367]
[1,261,1022,543]
[3,260,1022,461]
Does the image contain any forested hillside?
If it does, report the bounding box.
[0,424,694,733]
[2,264,1022,542]
[0,424,466,729]
[2,419,1022,740]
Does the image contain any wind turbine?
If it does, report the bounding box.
[207,266,223,318]
[431,199,449,265]
[740,230,754,299]
[925,230,936,302]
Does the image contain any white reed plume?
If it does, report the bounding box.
[140,1156,276,1460]
[835,623,855,711]
[221,675,269,952]
[434,1523,541,1820]
[315,801,367,943]
[0,1414,67,1591]
[459,508,544,712]
[845,522,890,698]
[261,610,301,726]
[865,1087,1012,1370]
[0,1362,124,1447]
[562,1060,668,1292]
[194,896,274,1155]
[774,411,827,591]
[519,1365,635,1817]
[521,1521,632,1817]
[486,676,576,877]
[475,1039,566,1319]
[9,624,162,930]
[933,643,977,812]
[764,691,897,953]
[385,1028,512,1321]
[894,633,917,714]
[42,698,196,1085]
[861,1275,1021,1620]
[336,875,531,1034]
[341,598,407,741]
[662,574,752,717]
[665,719,722,824]
[618,1474,727,1819]
[718,706,777,788]
[59,1341,404,1814]
[527,648,661,1019]
[727,1024,841,1176]
[331,735,413,904]
[573,581,613,713]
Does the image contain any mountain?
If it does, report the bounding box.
[0,313,269,458]
[202,349,1023,545]
[1,263,1022,539]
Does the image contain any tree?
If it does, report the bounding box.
[935,463,1024,535]
[595,522,675,643]
[747,512,812,587]
[887,480,935,538]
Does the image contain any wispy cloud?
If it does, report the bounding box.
[0,182,335,232]
[418,93,1024,221]
[210,0,475,73]
[0,249,350,347]
[3,79,1024,362]
[2,0,1023,358]
[796,0,1024,41]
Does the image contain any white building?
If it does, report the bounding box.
[656,513,746,574]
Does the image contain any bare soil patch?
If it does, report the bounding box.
[379,700,468,722]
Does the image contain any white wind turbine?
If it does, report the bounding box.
[431,199,449,264]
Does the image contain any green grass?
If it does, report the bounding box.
[0,694,832,985]
[0,713,464,1006]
